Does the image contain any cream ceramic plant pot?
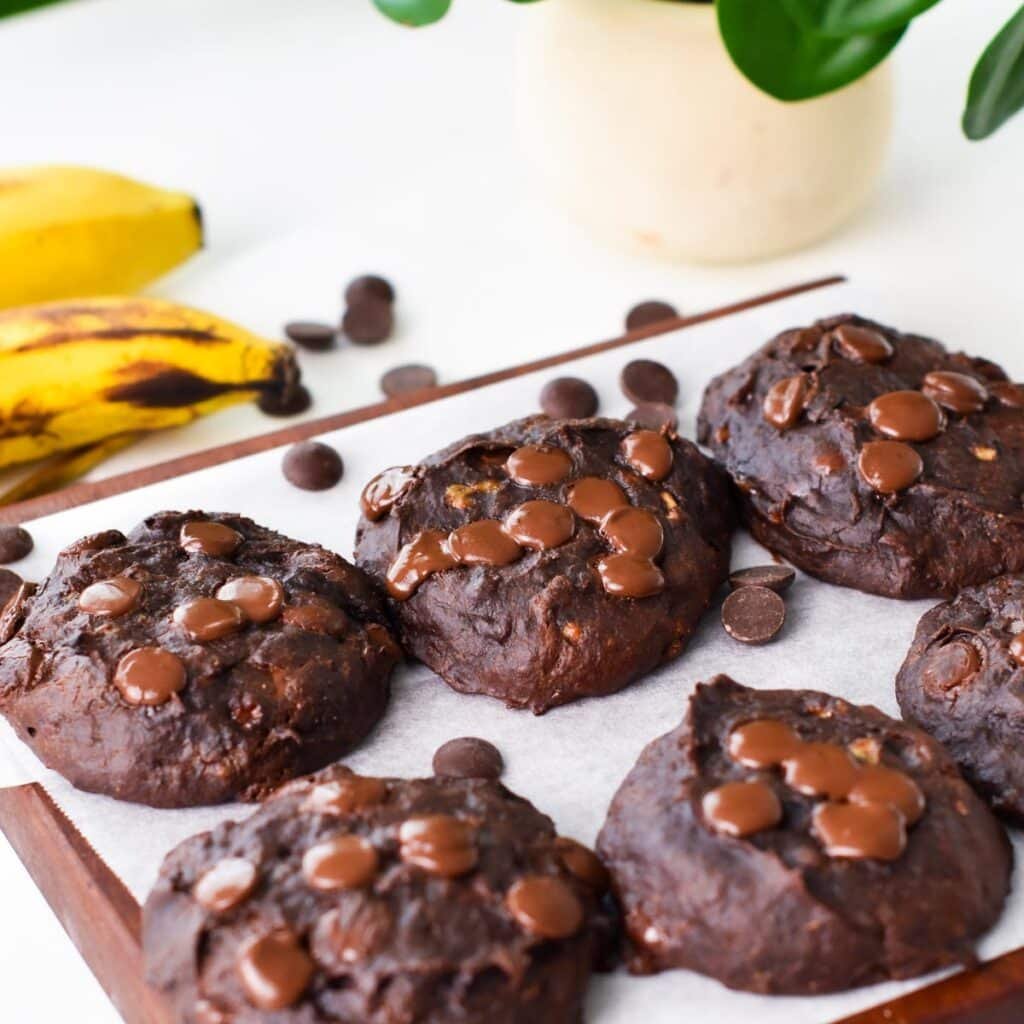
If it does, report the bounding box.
[515,0,894,264]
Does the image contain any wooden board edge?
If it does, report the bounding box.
[0,274,844,525]
[0,782,174,1024]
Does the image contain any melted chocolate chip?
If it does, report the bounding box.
[447,520,522,567]
[504,500,576,550]
[432,737,504,780]
[0,525,33,564]
[216,576,284,623]
[566,477,628,523]
[762,375,809,431]
[554,837,610,891]
[867,390,944,443]
[540,377,599,419]
[812,801,906,861]
[727,719,802,768]
[114,647,186,706]
[281,603,349,637]
[237,930,314,1011]
[625,300,678,331]
[78,576,142,616]
[179,521,242,557]
[599,506,664,559]
[921,370,989,415]
[193,857,258,912]
[830,323,893,364]
[858,440,923,494]
[282,441,344,491]
[849,764,925,825]
[311,902,391,969]
[398,815,478,877]
[702,780,782,837]
[505,445,572,486]
[505,876,584,939]
[596,553,664,598]
[173,597,246,642]
[302,835,379,890]
[620,359,679,406]
[620,430,673,482]
[303,775,388,815]
[728,565,796,594]
[992,382,1024,408]
[360,466,417,521]
[923,640,981,691]
[812,445,846,475]
[386,530,457,600]
[721,586,786,645]
[783,742,859,799]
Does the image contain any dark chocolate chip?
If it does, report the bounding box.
[284,322,336,351]
[721,585,786,645]
[345,274,395,306]
[626,402,678,432]
[620,359,678,406]
[625,300,678,332]
[0,567,23,610]
[380,364,437,398]
[539,377,599,419]
[728,565,796,594]
[282,441,344,491]
[0,525,33,564]
[342,298,393,345]
[432,737,504,780]
[259,384,312,417]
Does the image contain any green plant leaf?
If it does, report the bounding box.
[963,4,1024,140]
[372,0,452,28]
[781,0,941,38]
[718,0,905,101]
[0,0,69,16]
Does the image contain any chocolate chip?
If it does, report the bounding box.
[342,298,393,345]
[398,815,478,877]
[78,576,143,617]
[114,647,187,706]
[193,857,258,912]
[345,274,395,306]
[620,429,673,481]
[259,384,312,417]
[626,402,678,432]
[620,359,678,406]
[763,375,809,431]
[432,737,504,780]
[506,875,584,939]
[0,525,33,564]
[702,780,782,838]
[180,521,243,557]
[282,441,344,491]
[721,585,786,645]
[237,930,314,1011]
[728,565,796,594]
[0,568,24,610]
[284,321,336,351]
[302,835,379,891]
[539,377,599,419]
[625,300,678,332]
[380,364,437,398]
[867,390,944,443]
[857,440,923,494]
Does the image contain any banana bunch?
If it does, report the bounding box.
[0,166,203,308]
[0,296,300,470]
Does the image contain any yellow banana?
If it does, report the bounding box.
[0,296,300,469]
[0,166,203,308]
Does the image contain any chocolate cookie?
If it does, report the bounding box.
[0,512,400,807]
[354,416,733,713]
[697,314,1024,598]
[143,764,612,1023]
[597,676,1011,994]
[895,573,1024,822]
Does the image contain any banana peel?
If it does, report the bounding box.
[0,296,300,469]
[0,165,203,308]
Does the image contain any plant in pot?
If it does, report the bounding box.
[374,0,1024,264]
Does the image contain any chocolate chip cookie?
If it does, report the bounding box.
[896,573,1024,822]
[597,676,1011,994]
[143,764,613,1023]
[354,416,733,713]
[697,314,1024,598]
[0,512,400,807]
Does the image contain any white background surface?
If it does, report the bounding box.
[1,0,1023,1020]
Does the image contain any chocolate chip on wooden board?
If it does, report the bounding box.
[380,364,437,398]
[626,402,678,432]
[284,322,337,352]
[620,359,678,406]
[729,565,796,594]
[282,441,344,491]
[721,585,786,645]
[540,377,599,419]
[625,300,678,332]
[0,525,33,564]
[432,737,504,780]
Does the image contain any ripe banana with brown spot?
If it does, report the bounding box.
[0,165,203,308]
[0,297,300,469]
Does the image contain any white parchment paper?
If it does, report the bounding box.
[3,280,1021,1023]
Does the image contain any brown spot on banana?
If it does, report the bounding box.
[104,365,251,407]
[14,326,224,352]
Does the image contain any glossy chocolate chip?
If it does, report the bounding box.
[923,640,981,691]
[506,876,583,939]
[849,765,925,825]
[284,321,336,351]
[302,835,379,891]
[504,500,576,550]
[992,382,1024,408]
[217,576,284,623]
[398,815,477,877]
[506,445,572,486]
[281,603,349,637]
[193,858,258,912]
[721,586,785,645]
[432,737,504,779]
[360,466,417,521]
[180,521,242,557]
[345,274,395,306]
[702,780,782,837]
[237,930,314,1011]
[0,525,32,564]
[921,370,989,414]
[727,719,802,768]
[599,506,664,559]
[858,440,923,494]
[114,647,186,706]
[342,297,393,345]
[867,390,944,442]
[311,903,391,969]
[554,837,610,891]
[812,801,906,861]
[447,520,522,567]
[539,377,599,419]
[625,300,679,332]
[173,597,246,642]
[783,742,859,799]
[386,530,457,600]
[282,441,344,491]
[728,565,796,594]
[258,384,312,417]
[830,323,893,364]
[78,576,142,616]
[303,775,388,815]
[620,359,678,406]
[763,375,809,431]
[620,430,673,481]
[380,363,437,398]
[566,477,628,524]
[812,446,846,475]
[596,553,664,598]
[626,402,678,432]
